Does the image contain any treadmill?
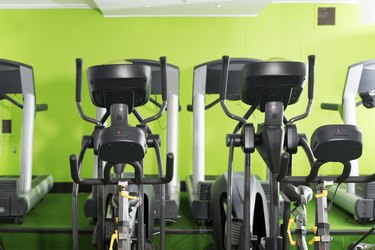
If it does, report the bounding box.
[0,59,53,224]
[84,59,180,220]
[321,59,375,223]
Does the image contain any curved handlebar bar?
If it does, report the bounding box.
[276,133,375,184]
[141,56,168,125]
[74,58,101,125]
[278,157,375,184]
[70,153,174,185]
[288,55,316,124]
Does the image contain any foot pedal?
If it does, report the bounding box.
[230,219,243,247]
[92,219,116,245]
[229,219,259,249]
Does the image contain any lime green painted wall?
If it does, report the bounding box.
[0,4,374,182]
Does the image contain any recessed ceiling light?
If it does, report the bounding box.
[216,4,222,8]
[144,4,150,8]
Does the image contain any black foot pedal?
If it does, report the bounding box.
[230,218,243,248]
[92,219,116,245]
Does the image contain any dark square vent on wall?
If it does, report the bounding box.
[2,120,11,134]
[318,7,336,26]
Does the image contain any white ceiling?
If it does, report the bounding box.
[0,0,372,21]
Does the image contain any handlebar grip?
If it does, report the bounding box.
[282,184,302,204]
[320,103,339,111]
[276,152,290,182]
[308,55,315,100]
[36,104,48,112]
[220,55,230,100]
[70,154,80,184]
[159,56,168,101]
[165,152,174,183]
[76,58,83,103]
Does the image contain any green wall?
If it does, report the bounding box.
[0,4,374,182]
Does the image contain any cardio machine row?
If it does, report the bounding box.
[67,54,375,250]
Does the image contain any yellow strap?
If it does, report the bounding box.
[308,236,321,245]
[120,191,138,200]
[311,226,317,234]
[109,229,118,250]
[287,218,296,246]
[315,189,328,198]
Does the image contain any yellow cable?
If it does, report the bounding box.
[109,229,118,250]
[120,191,138,200]
[308,236,321,245]
[287,218,296,246]
[315,189,328,198]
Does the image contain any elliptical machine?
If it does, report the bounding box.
[212,55,316,249]
[70,57,174,250]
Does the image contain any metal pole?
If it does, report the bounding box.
[243,152,251,250]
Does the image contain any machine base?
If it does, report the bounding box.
[0,175,54,223]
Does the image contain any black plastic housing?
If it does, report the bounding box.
[98,126,146,164]
[311,124,362,162]
[194,58,261,100]
[87,64,152,110]
[240,61,306,112]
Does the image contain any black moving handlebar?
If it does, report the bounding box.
[70,152,174,186]
[276,134,375,184]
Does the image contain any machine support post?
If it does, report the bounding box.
[226,142,235,250]
[20,93,35,193]
[243,152,252,250]
[282,157,292,250]
[270,173,280,239]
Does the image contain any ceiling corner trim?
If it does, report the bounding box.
[272,0,358,3]
[102,14,259,18]
[0,4,92,9]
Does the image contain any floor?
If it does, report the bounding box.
[0,192,373,249]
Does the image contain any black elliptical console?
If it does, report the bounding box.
[241,61,306,112]
[88,64,151,110]
[311,124,362,163]
[87,64,151,164]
